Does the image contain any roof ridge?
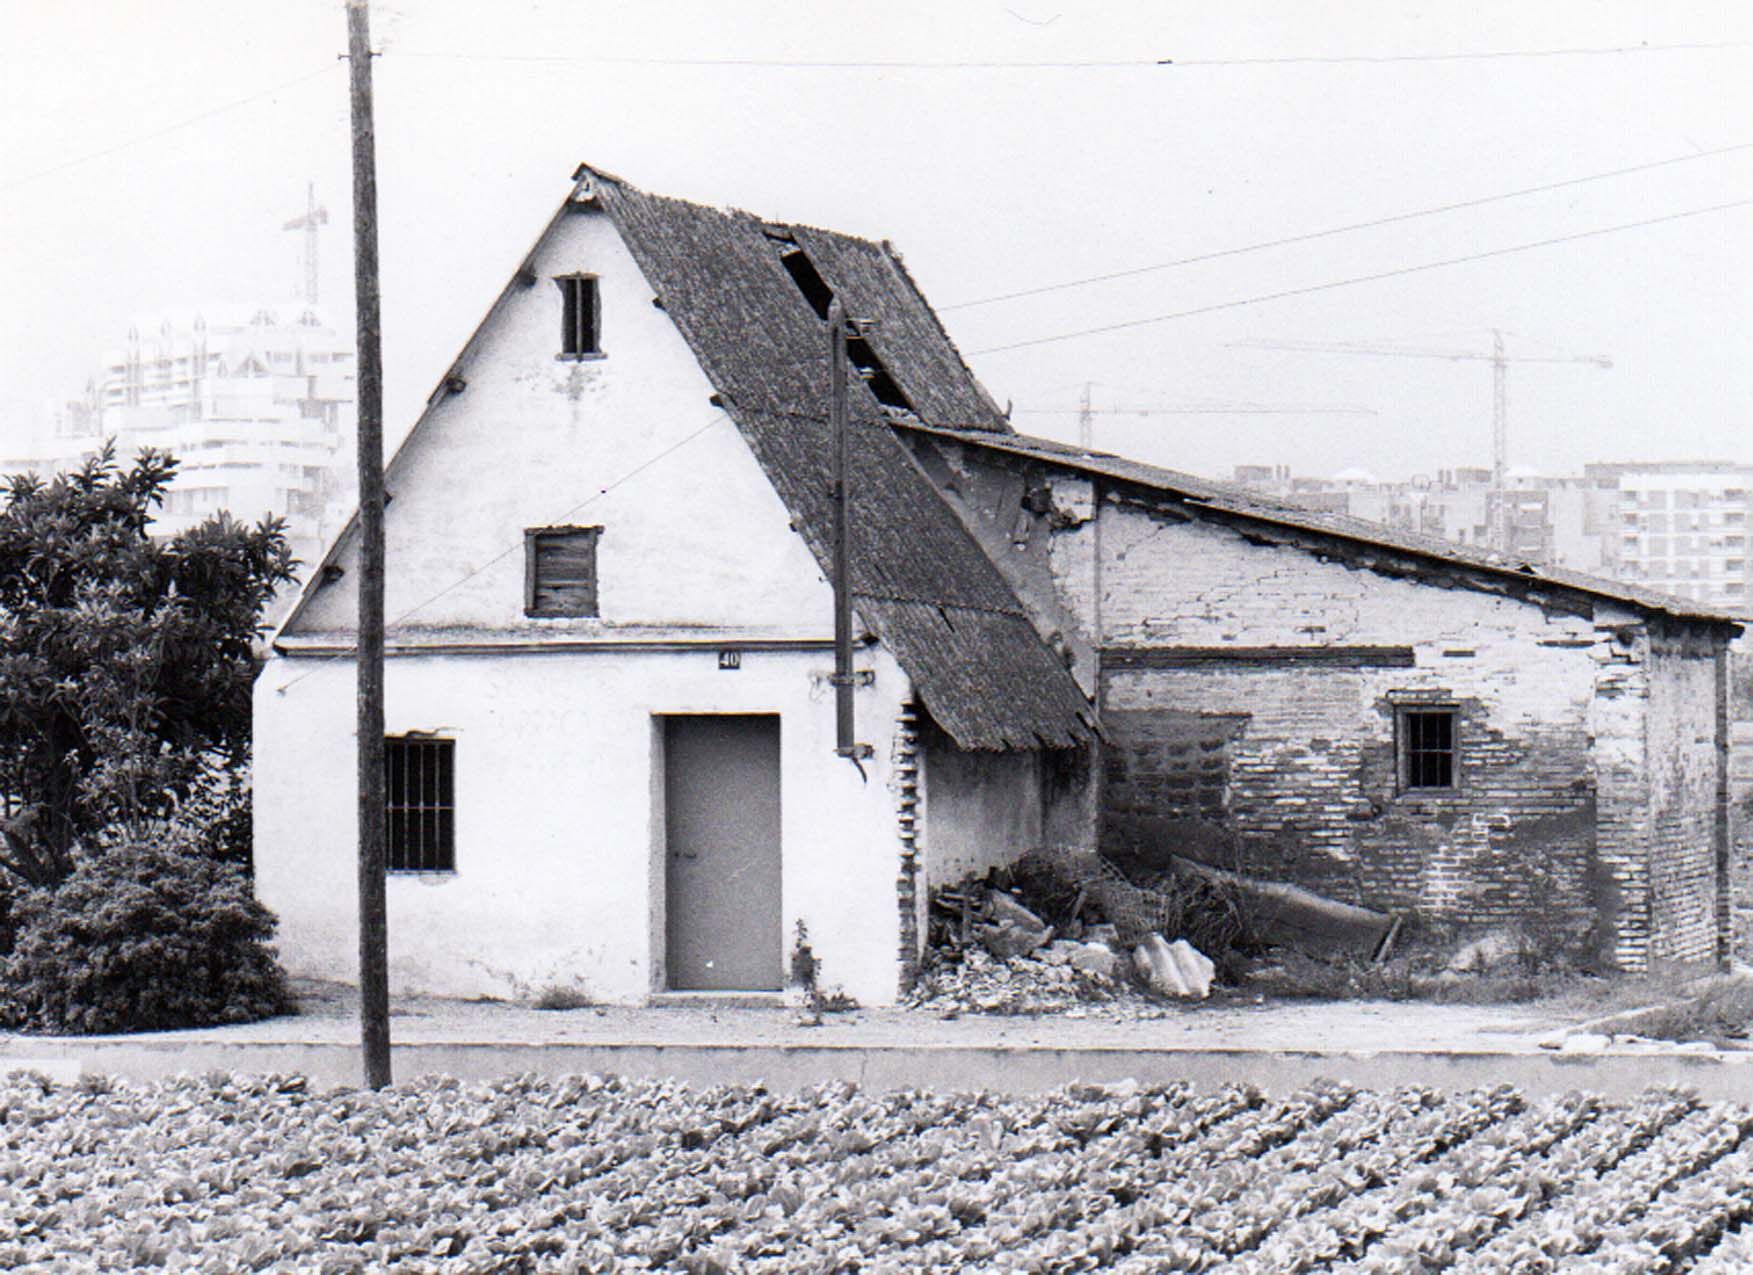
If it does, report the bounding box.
[899,421,1743,629]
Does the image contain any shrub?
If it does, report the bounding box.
[531,983,593,1011]
[0,837,292,1034]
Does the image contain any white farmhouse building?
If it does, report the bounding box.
[255,165,1096,1006]
[257,165,1744,1005]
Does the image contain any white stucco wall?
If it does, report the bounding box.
[288,201,829,639]
[920,731,1044,887]
[257,198,922,1006]
[256,644,911,1006]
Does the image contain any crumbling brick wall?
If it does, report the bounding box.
[1728,635,1753,960]
[1086,511,1610,949]
[911,436,1731,970]
[1643,627,1727,967]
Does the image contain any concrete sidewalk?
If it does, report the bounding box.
[5,981,1751,1097]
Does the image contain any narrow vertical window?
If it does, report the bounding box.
[525,525,601,617]
[1398,709,1457,791]
[385,737,455,872]
[556,274,600,357]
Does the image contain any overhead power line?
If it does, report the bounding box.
[388,40,1750,69]
[0,64,340,194]
[943,141,1753,311]
[1163,40,1751,66]
[967,197,1753,356]
[1012,405,1376,416]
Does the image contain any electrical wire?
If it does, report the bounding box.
[386,39,1751,70]
[1010,405,1376,416]
[967,197,1753,356]
[273,411,727,695]
[1163,40,1751,66]
[390,50,1168,68]
[0,64,341,194]
[942,141,1753,311]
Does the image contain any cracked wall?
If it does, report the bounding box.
[1072,495,1718,969]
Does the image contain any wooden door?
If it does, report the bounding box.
[664,715,783,990]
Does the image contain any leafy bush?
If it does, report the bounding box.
[0,446,293,888]
[0,837,291,1034]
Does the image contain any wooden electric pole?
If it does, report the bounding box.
[346,0,391,1090]
[828,299,855,756]
[827,301,871,772]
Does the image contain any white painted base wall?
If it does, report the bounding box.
[254,642,912,1007]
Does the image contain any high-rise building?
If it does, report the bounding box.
[1591,462,1753,611]
[61,302,357,570]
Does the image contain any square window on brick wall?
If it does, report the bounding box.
[1397,708,1457,791]
[525,525,601,617]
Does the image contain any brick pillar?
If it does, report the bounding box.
[894,702,923,995]
[1589,631,1653,971]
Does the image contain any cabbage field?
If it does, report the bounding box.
[2,1070,1751,1272]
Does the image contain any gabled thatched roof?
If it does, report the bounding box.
[590,167,1096,750]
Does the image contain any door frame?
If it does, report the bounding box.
[649,711,784,993]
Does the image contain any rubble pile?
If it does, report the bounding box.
[907,864,1221,1017]
[908,938,1145,1018]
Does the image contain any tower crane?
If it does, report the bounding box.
[283,181,329,307]
[1230,330,1612,551]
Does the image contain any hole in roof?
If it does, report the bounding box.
[779,249,834,320]
[847,335,912,413]
[775,239,916,416]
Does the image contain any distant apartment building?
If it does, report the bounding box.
[31,304,356,571]
[1590,462,1753,611]
[1233,460,1750,614]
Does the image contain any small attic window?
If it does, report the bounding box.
[556,274,601,359]
[525,525,601,617]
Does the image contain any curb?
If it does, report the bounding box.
[6,1039,1753,1098]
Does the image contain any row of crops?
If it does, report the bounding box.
[2,1069,1752,1271]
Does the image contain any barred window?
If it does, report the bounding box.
[556,274,600,358]
[385,737,455,872]
[1398,710,1456,791]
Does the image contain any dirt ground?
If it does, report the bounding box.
[11,977,1601,1053]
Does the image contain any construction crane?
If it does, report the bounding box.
[283,181,328,306]
[1014,383,1378,450]
[1230,330,1612,551]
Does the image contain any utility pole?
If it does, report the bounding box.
[345,0,390,1091]
[828,300,871,773]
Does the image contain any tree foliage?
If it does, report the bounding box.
[0,445,294,886]
[0,835,291,1033]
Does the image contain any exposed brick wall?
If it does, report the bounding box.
[1643,628,1725,967]
[893,702,923,995]
[1101,707,1246,829]
[915,439,1733,969]
[1728,637,1753,960]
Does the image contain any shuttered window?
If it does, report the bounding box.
[525,526,601,617]
[385,737,455,872]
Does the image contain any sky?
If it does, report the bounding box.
[2,0,1750,483]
